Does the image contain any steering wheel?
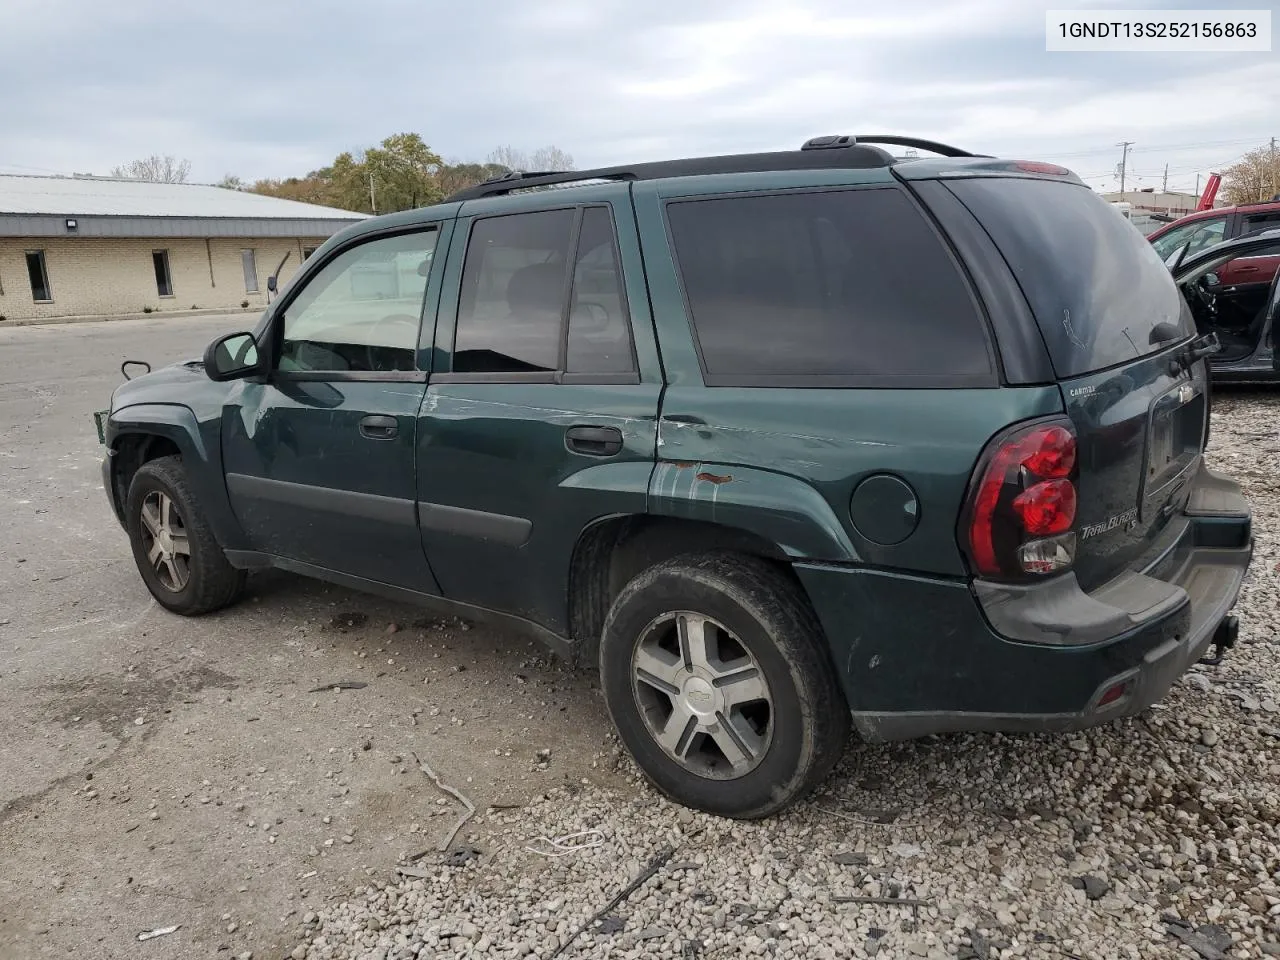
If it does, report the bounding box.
[364,314,421,371]
[1187,275,1218,318]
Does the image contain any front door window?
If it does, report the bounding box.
[278,230,438,374]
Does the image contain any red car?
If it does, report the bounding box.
[1149,201,1280,330]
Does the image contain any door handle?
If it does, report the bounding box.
[1237,265,1260,273]
[565,425,623,457]
[359,415,399,440]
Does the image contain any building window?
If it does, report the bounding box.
[153,250,173,297]
[241,249,258,293]
[25,251,51,302]
[302,246,317,260]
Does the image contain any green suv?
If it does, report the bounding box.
[98,135,1252,818]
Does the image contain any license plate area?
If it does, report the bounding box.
[1143,383,1203,513]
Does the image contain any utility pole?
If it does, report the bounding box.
[1271,136,1277,199]
[1117,141,1134,194]
[369,172,377,214]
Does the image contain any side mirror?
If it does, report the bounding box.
[266,275,278,293]
[204,332,262,382]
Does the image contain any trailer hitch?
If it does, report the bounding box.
[1198,615,1238,667]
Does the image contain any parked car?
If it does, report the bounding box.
[97,135,1252,818]
[1149,200,1280,314]
[1165,229,1280,383]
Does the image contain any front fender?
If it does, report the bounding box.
[648,460,859,561]
[106,403,247,549]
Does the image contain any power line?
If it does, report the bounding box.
[1042,135,1266,160]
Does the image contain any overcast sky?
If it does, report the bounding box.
[0,0,1275,194]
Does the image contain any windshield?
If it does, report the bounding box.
[947,177,1193,378]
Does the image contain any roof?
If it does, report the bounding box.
[0,173,366,240]
[1147,198,1280,234]
[0,173,366,220]
[444,135,981,202]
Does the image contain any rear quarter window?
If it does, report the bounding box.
[947,177,1192,379]
[664,187,994,385]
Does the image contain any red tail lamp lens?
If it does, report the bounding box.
[1021,425,1075,478]
[967,422,1079,578]
[1013,479,1077,535]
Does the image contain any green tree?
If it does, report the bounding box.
[437,161,512,197]
[365,133,444,213]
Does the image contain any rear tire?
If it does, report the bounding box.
[599,553,849,818]
[125,455,246,615]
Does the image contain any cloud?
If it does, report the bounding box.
[0,0,1274,195]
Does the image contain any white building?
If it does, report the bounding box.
[0,175,365,322]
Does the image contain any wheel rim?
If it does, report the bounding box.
[630,611,773,780]
[139,490,191,592]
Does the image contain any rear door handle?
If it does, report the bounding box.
[565,425,623,457]
[359,415,399,440]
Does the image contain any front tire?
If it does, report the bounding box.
[125,455,246,615]
[599,553,849,819]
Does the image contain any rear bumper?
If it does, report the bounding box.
[796,464,1251,742]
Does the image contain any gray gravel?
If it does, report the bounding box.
[295,393,1280,960]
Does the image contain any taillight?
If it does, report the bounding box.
[964,421,1079,579]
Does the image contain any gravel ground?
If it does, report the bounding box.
[294,391,1280,960]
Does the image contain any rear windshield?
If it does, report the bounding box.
[947,177,1193,378]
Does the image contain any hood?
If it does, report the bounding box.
[110,358,215,411]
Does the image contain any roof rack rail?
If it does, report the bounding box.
[444,141,900,202]
[801,135,986,158]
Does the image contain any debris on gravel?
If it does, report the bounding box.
[293,395,1280,959]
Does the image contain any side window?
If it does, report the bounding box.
[1242,212,1280,237]
[567,207,635,374]
[1185,218,1227,255]
[665,188,991,382]
[1152,218,1226,259]
[454,209,573,374]
[453,207,636,377]
[278,229,437,374]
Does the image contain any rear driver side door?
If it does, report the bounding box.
[415,189,663,637]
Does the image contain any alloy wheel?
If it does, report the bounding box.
[139,490,191,592]
[630,611,773,780]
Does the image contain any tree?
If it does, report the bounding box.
[217,174,246,191]
[1222,142,1280,205]
[110,155,192,183]
[251,172,341,208]
[530,145,575,172]
[486,145,575,173]
[364,133,444,212]
[436,161,511,197]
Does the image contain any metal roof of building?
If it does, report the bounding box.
[0,174,367,220]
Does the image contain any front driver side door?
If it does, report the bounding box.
[221,224,448,592]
